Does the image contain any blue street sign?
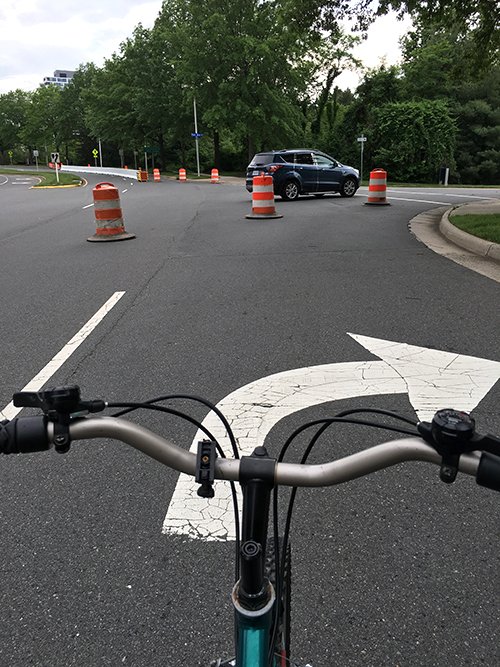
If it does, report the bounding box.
[191,133,203,138]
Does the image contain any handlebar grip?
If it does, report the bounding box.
[0,416,49,454]
[476,452,500,493]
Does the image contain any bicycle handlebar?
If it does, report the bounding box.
[0,413,494,490]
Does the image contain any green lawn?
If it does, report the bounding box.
[0,168,83,187]
[450,213,500,244]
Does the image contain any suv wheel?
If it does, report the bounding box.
[339,177,357,197]
[281,180,300,201]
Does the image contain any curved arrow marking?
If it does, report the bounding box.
[163,334,500,541]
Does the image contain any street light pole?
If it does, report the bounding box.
[193,97,200,177]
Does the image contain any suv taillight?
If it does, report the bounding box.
[268,165,282,173]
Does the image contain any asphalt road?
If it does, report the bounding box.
[0,172,499,666]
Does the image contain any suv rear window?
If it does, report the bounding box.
[249,154,275,167]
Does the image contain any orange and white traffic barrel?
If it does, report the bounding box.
[246,174,282,219]
[154,168,161,182]
[364,168,390,205]
[211,168,219,183]
[179,168,186,182]
[87,182,136,242]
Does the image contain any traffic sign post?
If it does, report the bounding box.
[33,150,39,171]
[51,152,60,183]
[8,150,13,165]
[357,135,367,184]
[92,148,98,166]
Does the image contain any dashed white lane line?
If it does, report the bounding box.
[82,203,94,209]
[0,291,125,421]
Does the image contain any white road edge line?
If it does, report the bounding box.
[387,196,453,205]
[0,291,125,421]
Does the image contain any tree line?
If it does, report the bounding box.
[0,0,498,184]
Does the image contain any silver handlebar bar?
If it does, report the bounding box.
[61,416,481,487]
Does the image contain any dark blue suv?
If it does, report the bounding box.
[246,149,359,200]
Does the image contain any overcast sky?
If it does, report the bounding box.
[0,1,412,95]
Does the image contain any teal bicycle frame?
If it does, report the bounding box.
[233,587,275,666]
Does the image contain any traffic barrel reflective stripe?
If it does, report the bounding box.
[87,182,136,242]
[211,168,219,183]
[154,168,161,182]
[179,168,186,182]
[246,174,282,219]
[364,168,391,206]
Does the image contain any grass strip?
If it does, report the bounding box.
[450,213,500,244]
[0,168,83,187]
[33,173,83,187]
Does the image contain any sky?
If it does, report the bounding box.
[0,1,412,96]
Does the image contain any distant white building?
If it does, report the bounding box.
[41,70,75,89]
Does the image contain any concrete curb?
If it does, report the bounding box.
[409,206,500,284]
[440,201,500,261]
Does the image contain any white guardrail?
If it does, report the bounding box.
[60,165,141,181]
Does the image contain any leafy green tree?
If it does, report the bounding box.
[372,99,456,182]
[84,25,191,170]
[155,0,310,165]
[84,55,138,157]
[335,64,403,169]
[400,28,455,99]
[398,20,500,184]
[452,68,500,184]
[19,85,62,157]
[307,31,362,139]
[284,0,499,73]
[119,25,191,170]
[57,63,98,164]
[380,0,500,74]
[0,89,32,160]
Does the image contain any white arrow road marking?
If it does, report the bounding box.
[0,292,125,421]
[162,335,500,541]
[349,333,500,422]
